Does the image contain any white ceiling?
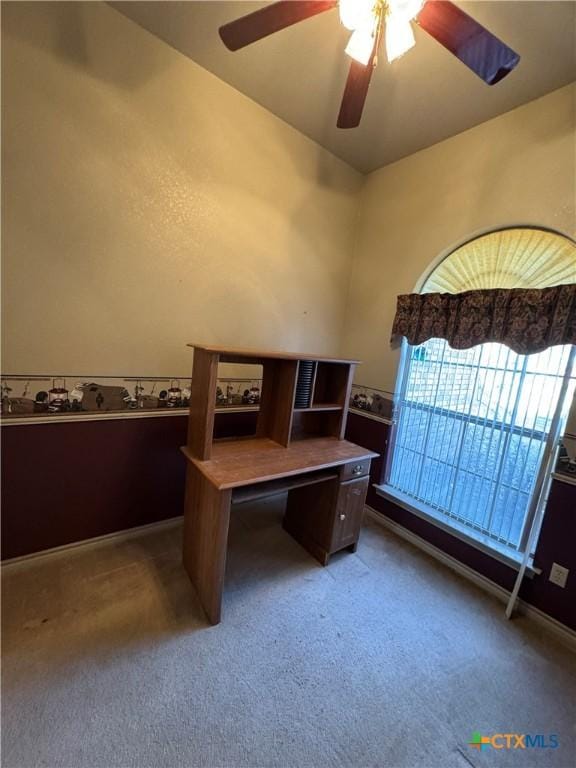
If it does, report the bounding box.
[111,1,576,173]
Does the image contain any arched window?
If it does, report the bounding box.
[384,228,576,560]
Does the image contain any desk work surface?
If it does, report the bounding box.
[181,437,378,490]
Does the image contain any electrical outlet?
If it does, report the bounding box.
[549,563,569,588]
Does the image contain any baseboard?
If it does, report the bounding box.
[365,506,576,652]
[2,516,183,569]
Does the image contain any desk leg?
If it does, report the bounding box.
[182,465,232,625]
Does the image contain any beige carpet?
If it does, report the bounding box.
[2,498,575,768]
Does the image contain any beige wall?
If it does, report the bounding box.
[3,3,575,388]
[1,2,361,377]
[341,84,576,394]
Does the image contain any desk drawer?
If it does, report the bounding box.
[332,476,369,552]
[340,459,371,481]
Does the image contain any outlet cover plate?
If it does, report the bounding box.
[549,562,569,588]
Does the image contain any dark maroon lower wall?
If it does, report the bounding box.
[1,411,257,560]
[523,481,576,628]
[345,412,576,630]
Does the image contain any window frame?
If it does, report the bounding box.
[380,226,576,564]
[379,338,574,568]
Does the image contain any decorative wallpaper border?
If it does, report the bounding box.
[349,383,394,422]
[0,374,262,419]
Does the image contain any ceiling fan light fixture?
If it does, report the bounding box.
[385,14,415,62]
[388,0,425,22]
[218,0,521,130]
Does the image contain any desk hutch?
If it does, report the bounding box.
[181,344,378,624]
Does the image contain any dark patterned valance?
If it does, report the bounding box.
[391,284,576,355]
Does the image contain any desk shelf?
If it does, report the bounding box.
[186,345,359,460]
[231,470,338,504]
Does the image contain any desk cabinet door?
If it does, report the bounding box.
[332,476,369,552]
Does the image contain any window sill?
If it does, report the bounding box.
[374,484,539,577]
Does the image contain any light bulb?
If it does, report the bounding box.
[345,26,376,65]
[385,14,415,62]
[387,0,424,22]
[339,0,375,31]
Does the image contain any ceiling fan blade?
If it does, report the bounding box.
[417,1,520,85]
[219,0,337,51]
[337,55,376,129]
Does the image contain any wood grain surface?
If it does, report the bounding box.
[187,343,361,365]
[182,464,232,625]
[181,437,378,490]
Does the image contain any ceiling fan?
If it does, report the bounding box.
[218,1,520,129]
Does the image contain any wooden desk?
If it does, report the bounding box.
[181,437,377,624]
[181,344,377,624]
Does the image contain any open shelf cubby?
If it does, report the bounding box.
[186,345,359,459]
[290,409,343,442]
[312,362,352,406]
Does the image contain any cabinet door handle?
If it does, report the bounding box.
[352,489,362,495]
[352,464,364,474]
[339,514,346,521]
